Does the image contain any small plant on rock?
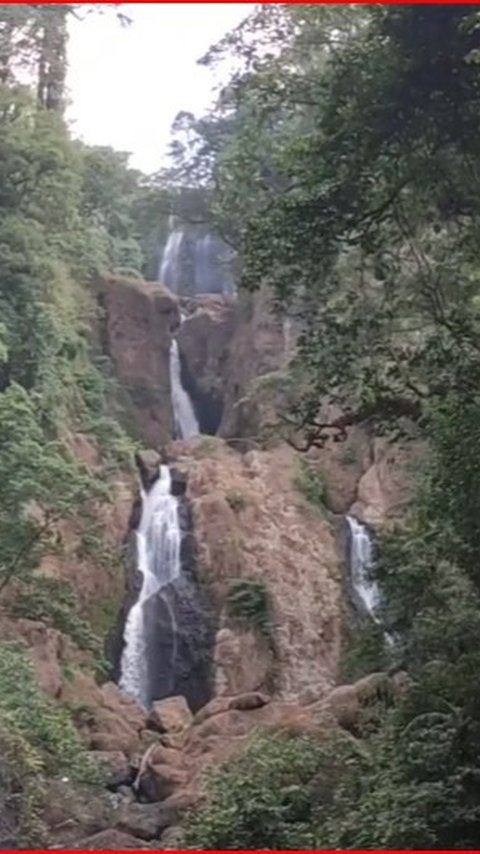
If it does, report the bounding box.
[295,460,329,510]
[225,577,273,640]
[226,490,247,513]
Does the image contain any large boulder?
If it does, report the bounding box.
[135,759,189,803]
[116,791,195,836]
[135,449,162,489]
[147,696,193,735]
[310,671,409,733]
[67,681,148,757]
[193,691,270,725]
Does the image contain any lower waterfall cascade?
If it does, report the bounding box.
[119,465,181,707]
[346,515,381,620]
[169,337,200,441]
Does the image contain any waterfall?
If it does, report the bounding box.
[346,515,381,620]
[158,217,235,295]
[119,466,181,707]
[159,215,184,291]
[169,338,200,440]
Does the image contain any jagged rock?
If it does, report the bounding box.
[193,691,270,725]
[177,295,236,434]
[80,683,147,757]
[99,275,180,447]
[71,829,152,849]
[116,791,195,838]
[304,418,372,513]
[135,449,162,489]
[186,442,341,700]
[350,436,425,525]
[169,466,188,496]
[147,696,193,735]
[317,684,361,731]
[311,672,407,733]
[157,730,189,750]
[139,743,185,769]
[100,682,147,732]
[90,727,138,757]
[230,690,270,711]
[193,696,232,724]
[159,825,186,850]
[115,801,167,840]
[135,763,189,803]
[215,287,289,439]
[214,627,272,698]
[91,751,133,788]
[42,780,113,848]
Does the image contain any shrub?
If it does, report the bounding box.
[294,460,329,509]
[184,730,365,850]
[225,577,272,639]
[0,642,102,784]
[9,577,110,677]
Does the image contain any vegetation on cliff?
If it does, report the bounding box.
[0,8,147,839]
[181,5,480,850]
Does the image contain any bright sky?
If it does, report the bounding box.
[66,3,253,175]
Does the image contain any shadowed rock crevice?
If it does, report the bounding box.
[143,495,216,712]
[178,351,223,436]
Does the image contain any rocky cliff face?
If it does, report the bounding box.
[174,440,342,702]
[99,275,180,448]
[177,295,236,435]
[0,269,423,848]
[176,286,292,443]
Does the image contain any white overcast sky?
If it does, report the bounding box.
[66,3,253,175]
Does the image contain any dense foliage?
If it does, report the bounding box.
[181,5,480,850]
[0,8,148,829]
[0,642,104,847]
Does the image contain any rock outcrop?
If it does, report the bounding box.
[218,288,291,440]
[349,435,424,525]
[98,275,180,447]
[173,440,342,701]
[175,288,292,444]
[177,295,236,434]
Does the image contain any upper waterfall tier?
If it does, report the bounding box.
[158,216,235,297]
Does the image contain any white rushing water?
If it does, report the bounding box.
[169,338,200,440]
[346,515,381,619]
[158,215,235,296]
[159,215,184,291]
[119,466,181,706]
